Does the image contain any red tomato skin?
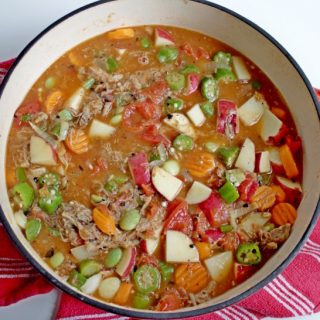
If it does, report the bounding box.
[234,263,255,283]
[239,175,259,202]
[14,101,42,126]
[185,73,200,95]
[128,152,150,186]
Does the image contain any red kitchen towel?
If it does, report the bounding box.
[1,59,320,320]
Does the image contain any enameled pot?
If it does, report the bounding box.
[0,0,319,318]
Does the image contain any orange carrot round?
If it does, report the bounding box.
[272,202,297,225]
[183,151,215,178]
[251,186,276,211]
[195,242,211,260]
[65,129,89,154]
[270,185,286,203]
[92,208,116,235]
[174,263,209,293]
[279,144,299,179]
[45,90,64,114]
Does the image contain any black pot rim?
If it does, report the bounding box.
[0,0,319,318]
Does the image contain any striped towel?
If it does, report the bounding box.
[1,59,320,320]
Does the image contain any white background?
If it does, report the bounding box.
[0,0,319,319]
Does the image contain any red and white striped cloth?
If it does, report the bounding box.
[1,59,320,320]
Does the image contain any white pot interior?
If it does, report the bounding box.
[0,0,319,316]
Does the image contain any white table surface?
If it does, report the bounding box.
[0,1,319,319]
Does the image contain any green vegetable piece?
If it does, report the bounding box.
[218,181,239,204]
[173,134,194,151]
[25,219,41,242]
[119,209,141,231]
[39,172,60,188]
[16,167,27,183]
[225,169,246,187]
[104,248,123,268]
[257,173,273,186]
[133,292,151,309]
[212,51,232,69]
[90,194,104,204]
[140,37,150,49]
[165,72,185,91]
[51,123,61,137]
[49,251,64,269]
[67,270,87,289]
[200,101,214,118]
[236,243,262,265]
[201,77,218,102]
[180,64,200,75]
[159,262,174,282]
[214,68,236,81]
[104,179,118,193]
[204,142,219,153]
[149,143,167,162]
[45,77,56,89]
[162,160,180,176]
[264,223,275,232]
[13,182,35,211]
[21,114,32,122]
[217,146,240,168]
[113,175,128,184]
[110,114,122,125]
[165,98,184,113]
[220,224,233,233]
[58,109,73,121]
[83,77,95,90]
[38,187,62,215]
[252,80,262,90]
[79,259,102,277]
[48,227,61,237]
[106,57,118,73]
[134,264,161,293]
[156,46,178,63]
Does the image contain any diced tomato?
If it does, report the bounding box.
[163,199,193,237]
[196,47,210,60]
[140,125,171,147]
[216,99,239,139]
[218,232,240,252]
[180,43,196,59]
[192,209,210,240]
[156,287,188,311]
[128,152,150,186]
[234,262,255,283]
[14,101,42,126]
[205,228,224,243]
[271,123,289,145]
[144,81,169,105]
[239,175,259,201]
[185,73,200,95]
[198,192,228,227]
[92,157,108,174]
[285,135,302,154]
[141,183,155,196]
[136,252,159,268]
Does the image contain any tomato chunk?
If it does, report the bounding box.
[238,175,259,201]
[14,101,42,126]
[234,262,255,283]
[216,99,239,139]
[128,152,150,186]
[185,73,200,95]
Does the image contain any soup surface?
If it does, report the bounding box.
[6,26,303,311]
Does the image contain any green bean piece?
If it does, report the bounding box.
[165,98,184,113]
[180,64,200,74]
[140,37,150,49]
[104,179,118,193]
[156,46,178,63]
[200,101,214,118]
[83,77,95,90]
[173,134,194,151]
[218,181,239,204]
[134,264,161,293]
[119,209,141,231]
[165,72,185,91]
[149,143,167,162]
[212,51,232,69]
[220,224,233,233]
[67,270,87,289]
[236,243,262,265]
[58,109,73,121]
[39,172,60,188]
[133,292,151,309]
[106,57,118,73]
[49,251,65,269]
[79,259,102,277]
[217,146,240,168]
[104,248,123,268]
[201,77,218,102]
[45,77,56,89]
[159,262,174,282]
[16,167,27,183]
[90,194,104,204]
[25,219,41,242]
[214,68,236,82]
[13,182,35,211]
[38,187,62,215]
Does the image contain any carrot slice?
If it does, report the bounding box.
[270,185,286,203]
[195,242,211,260]
[271,107,286,120]
[183,151,215,178]
[272,202,297,225]
[174,263,209,293]
[6,168,17,188]
[45,90,64,114]
[251,186,276,211]
[113,282,133,305]
[279,144,299,178]
[107,28,135,40]
[141,183,155,196]
[65,129,89,154]
[92,207,116,235]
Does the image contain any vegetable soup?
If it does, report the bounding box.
[6,26,303,310]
